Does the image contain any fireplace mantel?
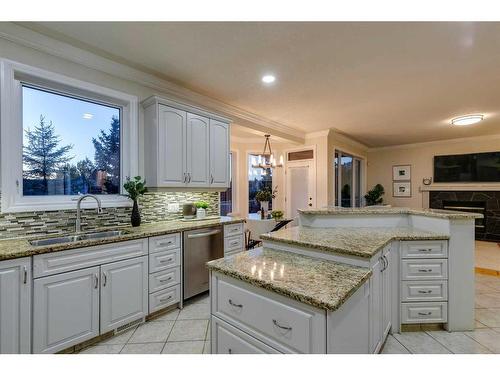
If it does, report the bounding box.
[420,184,500,192]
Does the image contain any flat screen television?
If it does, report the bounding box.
[434,151,500,182]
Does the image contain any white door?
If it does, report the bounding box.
[186,113,210,187]
[158,104,187,187]
[100,256,148,333]
[286,160,316,220]
[209,119,230,188]
[33,266,100,354]
[0,257,31,354]
[369,257,383,353]
[382,247,392,339]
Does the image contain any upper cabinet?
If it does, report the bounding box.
[143,96,230,189]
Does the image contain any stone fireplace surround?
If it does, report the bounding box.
[430,190,500,242]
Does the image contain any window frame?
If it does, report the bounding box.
[219,150,238,216]
[0,59,139,213]
[247,151,274,215]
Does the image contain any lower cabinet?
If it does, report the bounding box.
[33,266,100,354]
[0,257,31,354]
[33,255,148,353]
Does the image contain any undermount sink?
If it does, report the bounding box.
[29,230,127,247]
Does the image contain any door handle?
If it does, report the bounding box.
[210,174,214,184]
[187,229,221,239]
[103,272,108,287]
[23,266,27,284]
[94,274,99,289]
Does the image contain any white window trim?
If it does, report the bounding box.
[0,59,139,213]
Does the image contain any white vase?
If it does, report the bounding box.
[196,208,206,219]
[260,201,269,213]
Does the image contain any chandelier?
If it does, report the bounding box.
[251,135,284,170]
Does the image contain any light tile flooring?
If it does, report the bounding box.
[80,293,211,354]
[476,240,500,274]
[81,274,500,354]
[382,273,500,354]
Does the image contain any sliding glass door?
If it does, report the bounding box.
[334,151,364,207]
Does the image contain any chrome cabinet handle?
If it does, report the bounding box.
[418,248,433,252]
[160,257,174,263]
[273,319,292,331]
[186,173,191,183]
[228,299,243,308]
[418,269,433,273]
[23,266,27,284]
[380,256,386,272]
[418,312,432,316]
[230,241,239,246]
[183,173,187,183]
[418,290,433,294]
[103,272,108,287]
[160,277,173,283]
[210,174,214,184]
[160,295,172,303]
[94,274,99,289]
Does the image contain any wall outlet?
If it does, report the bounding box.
[168,203,179,212]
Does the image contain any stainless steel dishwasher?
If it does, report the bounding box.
[183,226,223,300]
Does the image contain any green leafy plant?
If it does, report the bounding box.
[364,184,385,206]
[271,210,284,220]
[255,186,278,202]
[195,201,209,209]
[123,176,147,201]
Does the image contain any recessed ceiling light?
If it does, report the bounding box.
[262,74,276,84]
[83,113,94,120]
[451,114,484,126]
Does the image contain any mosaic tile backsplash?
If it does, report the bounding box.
[0,192,220,239]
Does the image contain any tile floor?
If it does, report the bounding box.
[475,240,500,274]
[80,273,500,354]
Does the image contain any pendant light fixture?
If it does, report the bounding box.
[252,135,284,170]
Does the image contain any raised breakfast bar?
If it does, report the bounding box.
[208,207,481,354]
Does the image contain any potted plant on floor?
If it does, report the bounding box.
[124,176,147,227]
[195,201,209,219]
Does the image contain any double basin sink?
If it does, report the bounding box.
[29,230,128,247]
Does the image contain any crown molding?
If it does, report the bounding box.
[305,129,331,139]
[0,22,305,143]
[367,132,500,152]
[330,130,370,152]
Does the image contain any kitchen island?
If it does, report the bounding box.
[208,207,480,354]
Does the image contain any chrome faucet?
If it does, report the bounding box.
[75,194,103,233]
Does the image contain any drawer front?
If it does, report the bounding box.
[224,223,244,238]
[33,239,148,278]
[401,302,448,323]
[401,259,448,280]
[224,235,245,254]
[149,233,181,254]
[212,316,280,354]
[149,284,180,313]
[149,267,181,293]
[149,248,181,273]
[401,280,448,302]
[401,241,448,259]
[215,278,320,353]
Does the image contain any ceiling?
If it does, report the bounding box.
[20,22,500,147]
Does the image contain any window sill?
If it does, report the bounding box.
[1,195,132,213]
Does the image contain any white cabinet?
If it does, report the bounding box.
[33,266,100,354]
[143,96,231,189]
[186,113,210,187]
[369,255,383,353]
[100,256,148,332]
[0,257,31,354]
[381,246,392,339]
[209,119,230,188]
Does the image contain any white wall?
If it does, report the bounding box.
[367,134,500,208]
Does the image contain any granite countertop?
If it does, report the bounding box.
[207,247,371,311]
[261,226,450,258]
[0,216,245,261]
[298,207,483,220]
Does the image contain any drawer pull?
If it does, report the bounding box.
[23,266,27,284]
[418,312,432,316]
[228,348,232,354]
[160,258,174,263]
[93,274,99,289]
[160,240,174,246]
[228,299,243,308]
[273,319,292,332]
[230,241,239,246]
[418,269,433,273]
[231,228,239,232]
[160,277,173,283]
[418,290,433,294]
[418,248,433,252]
[160,295,172,303]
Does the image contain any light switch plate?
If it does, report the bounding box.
[168,203,179,212]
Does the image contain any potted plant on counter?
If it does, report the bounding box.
[271,210,284,221]
[195,201,209,219]
[124,176,148,227]
[255,186,278,217]
[364,184,385,206]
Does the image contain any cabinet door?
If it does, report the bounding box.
[382,247,392,339]
[209,119,230,188]
[0,257,31,354]
[369,257,383,353]
[100,256,148,333]
[186,113,210,187]
[158,105,187,187]
[33,266,100,354]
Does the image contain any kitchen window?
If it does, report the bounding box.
[334,150,364,207]
[0,60,138,212]
[248,154,273,213]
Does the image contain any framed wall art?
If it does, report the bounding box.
[393,182,411,197]
[393,165,411,181]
